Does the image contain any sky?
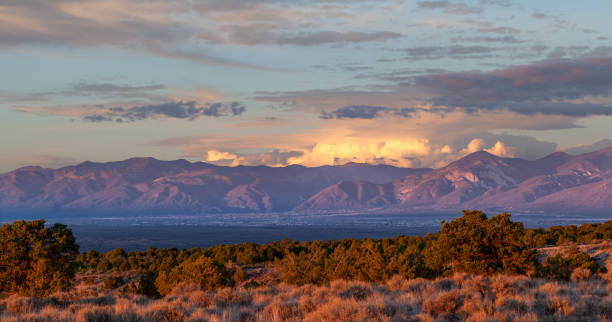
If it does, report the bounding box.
[1,0,612,172]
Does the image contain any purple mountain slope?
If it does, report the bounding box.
[0,159,429,214]
[297,147,612,213]
[294,181,397,212]
[1,147,611,215]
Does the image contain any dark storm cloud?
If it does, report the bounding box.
[82,101,247,123]
[320,105,389,119]
[415,57,612,116]
[320,105,442,119]
[260,56,612,120]
[82,115,114,122]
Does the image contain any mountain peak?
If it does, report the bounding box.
[546,151,570,158]
[2,146,612,214]
[338,162,371,167]
[539,151,571,162]
[444,150,502,169]
[465,150,497,159]
[123,157,159,164]
[8,165,49,175]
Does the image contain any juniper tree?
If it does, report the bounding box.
[0,219,79,297]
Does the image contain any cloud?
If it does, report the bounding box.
[460,138,517,157]
[320,105,451,119]
[415,56,612,116]
[320,105,388,119]
[478,0,513,7]
[2,81,168,105]
[68,83,164,95]
[462,138,487,154]
[404,45,498,60]
[156,131,454,168]
[6,82,239,124]
[564,138,612,155]
[279,31,401,46]
[58,82,167,101]
[453,133,557,160]
[476,26,521,34]
[301,57,612,119]
[143,45,276,71]
[82,114,114,122]
[82,101,246,122]
[0,1,273,70]
[0,0,403,71]
[261,57,612,121]
[206,149,304,167]
[354,68,448,82]
[155,109,570,169]
[284,139,439,167]
[485,141,516,157]
[321,105,423,119]
[202,27,402,46]
[207,150,238,162]
[416,1,484,15]
[182,135,540,168]
[450,35,522,44]
[255,85,582,131]
[16,155,81,169]
[531,11,556,20]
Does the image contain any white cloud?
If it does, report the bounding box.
[460,139,517,158]
[485,141,517,157]
[206,150,237,162]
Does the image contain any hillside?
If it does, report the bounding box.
[301,147,612,213]
[0,159,428,214]
[1,147,612,214]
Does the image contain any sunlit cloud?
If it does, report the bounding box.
[2,0,612,172]
[156,110,561,168]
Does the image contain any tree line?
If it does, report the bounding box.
[1,210,610,297]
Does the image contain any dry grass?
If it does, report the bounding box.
[2,273,612,321]
[3,246,612,321]
[538,241,612,269]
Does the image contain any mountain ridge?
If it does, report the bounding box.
[1,147,611,215]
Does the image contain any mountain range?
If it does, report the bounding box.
[1,147,611,215]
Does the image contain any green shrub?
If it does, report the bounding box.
[0,219,79,297]
[155,255,229,295]
[103,276,124,290]
[534,246,606,281]
[137,270,160,297]
[233,265,246,283]
[425,210,538,276]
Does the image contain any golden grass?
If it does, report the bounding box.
[2,272,612,321]
[2,242,612,321]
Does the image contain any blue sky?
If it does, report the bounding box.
[1,0,612,171]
